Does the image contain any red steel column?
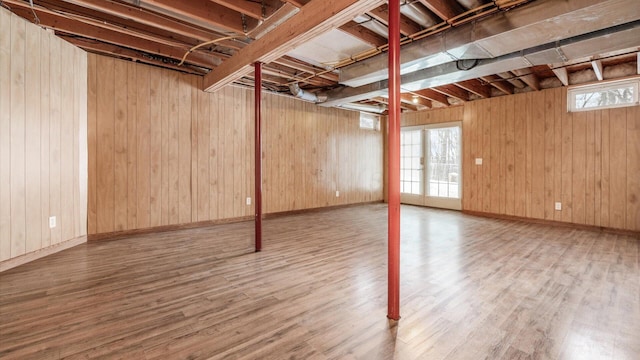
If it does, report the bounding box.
[387,0,401,321]
[255,62,263,252]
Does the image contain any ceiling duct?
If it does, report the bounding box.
[339,0,640,88]
[400,2,439,28]
[353,14,389,38]
[289,83,327,103]
[320,20,640,106]
[456,0,487,10]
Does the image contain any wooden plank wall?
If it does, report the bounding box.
[403,87,639,231]
[87,55,383,235]
[0,8,88,263]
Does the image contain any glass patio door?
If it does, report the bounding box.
[400,122,462,210]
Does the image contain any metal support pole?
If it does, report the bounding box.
[254,62,263,252]
[387,0,401,321]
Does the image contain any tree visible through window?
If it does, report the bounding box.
[569,78,639,112]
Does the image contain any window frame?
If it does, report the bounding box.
[359,112,380,131]
[567,77,640,112]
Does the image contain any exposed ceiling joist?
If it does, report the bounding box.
[58,0,223,42]
[135,0,258,34]
[401,93,432,108]
[591,59,604,80]
[413,89,449,106]
[6,1,221,68]
[434,84,469,102]
[454,79,491,98]
[203,0,385,92]
[338,21,388,47]
[209,0,281,20]
[481,75,514,95]
[552,67,570,86]
[321,20,640,106]
[416,0,463,21]
[511,68,541,91]
[61,35,208,75]
[368,4,422,36]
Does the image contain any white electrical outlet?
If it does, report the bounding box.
[246,197,251,205]
[49,216,56,228]
[475,158,483,165]
[336,190,340,197]
[555,202,562,211]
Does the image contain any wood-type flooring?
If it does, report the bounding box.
[1,204,639,359]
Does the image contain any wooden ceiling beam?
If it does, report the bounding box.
[368,4,421,36]
[412,89,449,106]
[550,67,569,86]
[591,59,604,81]
[511,68,541,91]
[272,56,339,82]
[61,35,208,75]
[203,0,385,92]
[433,84,469,102]
[454,79,490,98]
[481,75,514,95]
[7,3,220,69]
[263,63,335,87]
[209,0,282,20]
[401,93,431,108]
[373,97,419,112]
[32,0,210,53]
[416,0,463,21]
[140,0,258,34]
[59,0,227,43]
[282,0,387,48]
[281,0,310,7]
[338,21,388,48]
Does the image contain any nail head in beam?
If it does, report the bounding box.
[591,59,604,81]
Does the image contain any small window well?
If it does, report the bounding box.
[568,78,639,112]
[359,112,380,130]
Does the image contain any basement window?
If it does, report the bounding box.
[568,78,639,112]
[360,112,380,131]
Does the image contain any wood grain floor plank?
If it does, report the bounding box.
[0,204,638,359]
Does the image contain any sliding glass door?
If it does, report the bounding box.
[400,122,462,210]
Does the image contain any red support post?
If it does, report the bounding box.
[387,0,401,321]
[254,62,263,252]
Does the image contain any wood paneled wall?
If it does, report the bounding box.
[0,8,88,263]
[401,88,639,231]
[87,55,383,235]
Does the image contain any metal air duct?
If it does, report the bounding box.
[338,0,640,87]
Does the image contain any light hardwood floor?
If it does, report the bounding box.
[0,204,638,359]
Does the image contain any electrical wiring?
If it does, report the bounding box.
[178,36,247,66]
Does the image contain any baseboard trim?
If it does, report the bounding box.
[89,201,385,241]
[0,235,87,273]
[264,200,385,219]
[462,210,640,237]
[88,216,255,241]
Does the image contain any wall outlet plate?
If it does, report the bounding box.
[475,158,483,165]
[555,202,562,211]
[246,197,251,205]
[336,190,340,197]
[49,216,56,228]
